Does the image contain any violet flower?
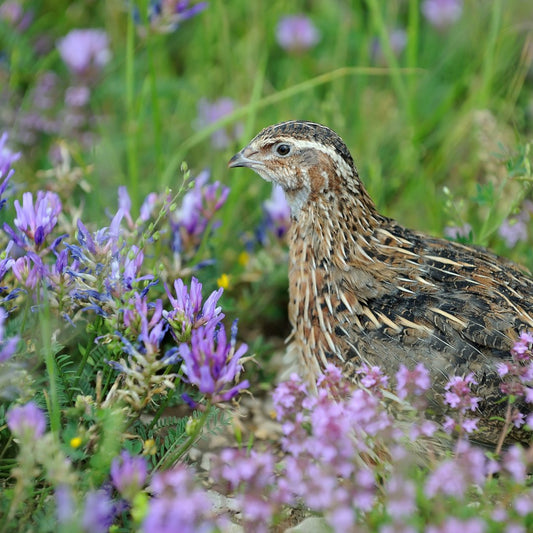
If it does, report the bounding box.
[421,0,463,29]
[178,321,249,402]
[57,29,111,75]
[9,190,62,248]
[0,307,19,362]
[123,293,167,356]
[499,216,528,248]
[395,363,431,401]
[7,401,46,439]
[0,132,20,210]
[143,464,216,533]
[81,490,115,533]
[195,98,243,150]
[444,223,472,241]
[171,170,229,254]
[11,253,46,290]
[110,450,148,501]
[164,276,224,340]
[444,373,479,414]
[276,15,320,53]
[142,0,208,34]
[263,185,291,239]
[371,28,407,64]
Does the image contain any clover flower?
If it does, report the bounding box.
[8,190,62,248]
[178,320,249,402]
[195,98,243,150]
[110,450,148,501]
[143,464,216,533]
[57,29,111,75]
[276,15,320,53]
[421,0,463,30]
[164,276,224,341]
[7,401,46,439]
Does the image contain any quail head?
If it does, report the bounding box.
[229,120,533,446]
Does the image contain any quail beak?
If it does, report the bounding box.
[227,147,260,169]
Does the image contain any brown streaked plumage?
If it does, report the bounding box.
[228,120,532,446]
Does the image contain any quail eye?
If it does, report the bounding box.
[276,143,292,156]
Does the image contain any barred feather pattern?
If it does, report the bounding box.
[229,120,533,446]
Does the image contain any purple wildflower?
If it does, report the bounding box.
[357,364,389,392]
[385,476,416,519]
[57,29,111,75]
[123,293,167,356]
[118,186,134,228]
[395,363,431,401]
[195,98,243,149]
[81,490,115,533]
[276,15,320,53]
[503,445,527,483]
[171,171,229,253]
[425,442,487,498]
[499,217,528,248]
[55,485,75,524]
[421,0,463,29]
[372,28,407,64]
[444,223,472,241]
[143,0,208,34]
[164,277,224,339]
[272,372,310,420]
[7,401,46,439]
[10,190,62,248]
[140,192,159,221]
[179,321,249,402]
[110,450,148,501]
[0,132,21,179]
[64,85,90,107]
[143,464,215,533]
[0,307,19,362]
[11,253,45,289]
[215,448,278,529]
[263,185,291,239]
[0,132,20,210]
[426,517,485,533]
[444,373,479,413]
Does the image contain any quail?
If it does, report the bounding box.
[228,120,532,446]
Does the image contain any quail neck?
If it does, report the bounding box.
[229,120,533,446]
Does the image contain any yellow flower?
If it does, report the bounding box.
[143,438,157,456]
[217,273,230,289]
[70,436,82,448]
[238,251,250,267]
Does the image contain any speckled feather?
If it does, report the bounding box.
[229,120,533,446]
